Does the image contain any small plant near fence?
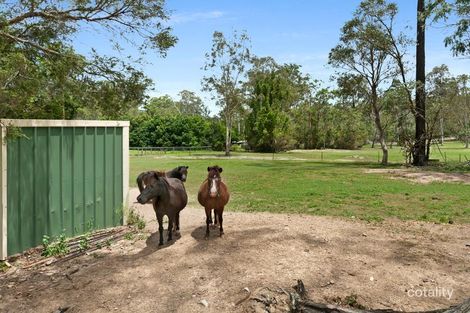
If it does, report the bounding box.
[41,233,69,257]
[0,261,10,272]
[127,209,146,230]
[78,233,91,252]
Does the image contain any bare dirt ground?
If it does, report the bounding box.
[365,168,470,185]
[0,188,469,313]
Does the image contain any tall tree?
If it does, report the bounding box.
[245,57,309,152]
[176,90,210,117]
[202,30,251,156]
[329,0,397,164]
[415,0,427,165]
[425,65,458,157]
[144,95,179,116]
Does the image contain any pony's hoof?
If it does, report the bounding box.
[158,242,164,246]
[219,232,224,237]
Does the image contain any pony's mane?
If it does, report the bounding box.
[155,171,166,177]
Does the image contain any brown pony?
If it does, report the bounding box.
[137,171,188,245]
[137,166,188,194]
[197,166,230,237]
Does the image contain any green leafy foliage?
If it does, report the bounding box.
[245,58,309,152]
[129,114,226,149]
[0,261,9,272]
[41,233,69,257]
[127,209,146,230]
[0,0,176,120]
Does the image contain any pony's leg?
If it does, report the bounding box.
[213,209,218,225]
[167,215,174,241]
[175,211,180,232]
[208,210,213,225]
[156,213,164,246]
[205,208,211,238]
[217,208,224,237]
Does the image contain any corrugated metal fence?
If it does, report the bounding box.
[0,120,129,259]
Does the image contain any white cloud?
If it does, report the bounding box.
[170,11,225,25]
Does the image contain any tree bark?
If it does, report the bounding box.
[371,130,376,148]
[225,116,232,156]
[371,88,388,165]
[465,113,469,149]
[440,117,444,144]
[413,0,427,166]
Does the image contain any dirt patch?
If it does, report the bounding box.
[365,168,470,184]
[0,188,469,313]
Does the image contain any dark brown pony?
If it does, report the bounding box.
[137,172,188,245]
[197,166,230,237]
[137,166,189,193]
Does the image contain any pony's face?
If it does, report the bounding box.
[137,173,164,204]
[207,166,223,198]
[178,166,189,182]
[207,166,222,179]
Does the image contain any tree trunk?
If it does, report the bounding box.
[426,138,432,161]
[440,117,444,144]
[465,113,469,149]
[371,130,376,148]
[371,88,388,165]
[225,117,232,156]
[413,0,427,166]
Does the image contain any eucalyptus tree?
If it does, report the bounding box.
[442,74,470,148]
[329,0,398,164]
[334,74,368,108]
[432,0,470,56]
[415,0,427,165]
[245,57,309,152]
[202,31,251,156]
[176,90,210,117]
[457,75,470,148]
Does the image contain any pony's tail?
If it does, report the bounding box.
[136,172,145,192]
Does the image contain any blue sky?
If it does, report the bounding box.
[74,0,469,115]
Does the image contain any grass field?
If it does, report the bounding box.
[130,141,470,224]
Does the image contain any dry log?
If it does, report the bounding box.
[290,280,470,313]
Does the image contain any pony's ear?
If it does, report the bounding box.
[207,167,211,172]
[185,166,189,169]
[218,167,223,173]
[153,172,159,179]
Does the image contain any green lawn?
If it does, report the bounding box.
[130,142,470,224]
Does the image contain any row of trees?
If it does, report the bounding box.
[201,0,470,164]
[129,91,228,149]
[1,0,469,166]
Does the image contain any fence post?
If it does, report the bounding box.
[0,125,7,260]
[122,125,129,226]
[321,151,323,161]
[378,151,380,163]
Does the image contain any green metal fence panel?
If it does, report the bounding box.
[7,126,124,255]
